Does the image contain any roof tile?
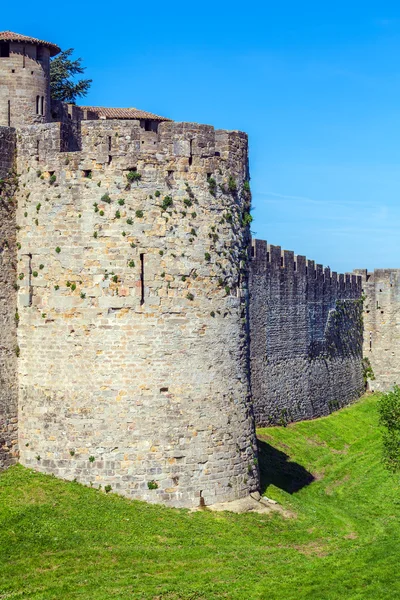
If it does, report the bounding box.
[78,106,171,122]
[0,30,60,56]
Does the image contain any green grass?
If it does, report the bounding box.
[1,393,399,599]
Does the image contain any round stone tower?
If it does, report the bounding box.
[0,31,60,127]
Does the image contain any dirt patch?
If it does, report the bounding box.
[200,494,296,518]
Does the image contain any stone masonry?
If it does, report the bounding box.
[356,269,400,392]
[0,126,18,469]
[14,119,259,507]
[0,31,59,128]
[250,240,364,425]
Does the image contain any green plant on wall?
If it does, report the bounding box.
[127,171,141,183]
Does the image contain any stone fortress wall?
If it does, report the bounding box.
[250,240,364,425]
[1,29,398,508]
[0,127,18,469]
[356,269,400,392]
[14,118,259,507]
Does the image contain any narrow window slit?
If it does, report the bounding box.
[189,140,193,166]
[28,254,33,307]
[140,253,145,305]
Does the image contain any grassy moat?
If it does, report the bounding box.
[1,393,399,599]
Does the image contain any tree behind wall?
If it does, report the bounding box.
[50,49,92,104]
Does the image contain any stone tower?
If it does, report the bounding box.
[0,31,60,127]
[14,120,260,508]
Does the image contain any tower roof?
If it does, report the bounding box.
[78,106,171,121]
[0,31,60,56]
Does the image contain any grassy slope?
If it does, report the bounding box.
[0,393,399,600]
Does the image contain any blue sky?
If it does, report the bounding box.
[4,2,400,272]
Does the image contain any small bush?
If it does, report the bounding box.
[104,485,112,493]
[118,199,125,206]
[126,218,133,225]
[204,252,211,261]
[186,292,194,301]
[227,177,236,192]
[207,176,217,196]
[49,174,56,185]
[147,480,158,490]
[136,210,144,218]
[242,212,253,226]
[127,171,141,183]
[101,193,111,204]
[89,456,95,463]
[378,386,400,472]
[161,196,173,211]
[55,247,61,253]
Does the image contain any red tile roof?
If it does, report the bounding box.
[0,31,60,56]
[78,106,171,122]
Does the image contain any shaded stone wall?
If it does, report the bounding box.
[0,127,18,469]
[249,239,364,425]
[357,269,400,392]
[15,119,259,507]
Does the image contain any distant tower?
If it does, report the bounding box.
[0,31,60,127]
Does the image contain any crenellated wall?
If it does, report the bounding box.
[249,240,364,425]
[0,126,18,469]
[14,119,259,507]
[356,269,400,392]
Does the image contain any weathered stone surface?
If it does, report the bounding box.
[0,42,51,127]
[249,240,364,425]
[14,119,259,508]
[356,269,400,392]
[0,127,18,470]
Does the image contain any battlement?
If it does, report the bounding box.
[249,239,364,425]
[252,239,362,294]
[16,118,247,163]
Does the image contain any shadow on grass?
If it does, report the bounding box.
[258,438,315,495]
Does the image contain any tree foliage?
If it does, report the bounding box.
[378,385,400,472]
[50,49,92,104]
